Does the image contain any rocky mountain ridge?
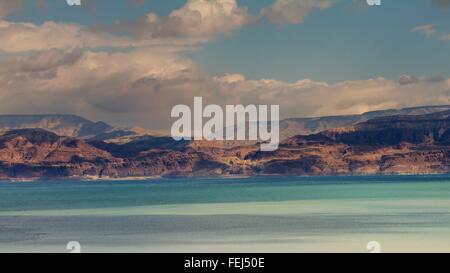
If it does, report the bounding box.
[0,114,162,143]
[0,109,448,179]
[2,105,449,143]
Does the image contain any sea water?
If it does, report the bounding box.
[0,175,449,253]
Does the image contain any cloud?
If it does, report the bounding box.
[411,23,450,43]
[424,75,447,83]
[399,74,447,85]
[0,0,344,53]
[398,75,419,85]
[0,20,140,53]
[260,0,338,25]
[0,49,83,81]
[0,0,256,53]
[0,48,448,129]
[0,0,22,18]
[0,48,209,128]
[0,0,448,130]
[412,1,450,42]
[212,74,450,119]
[411,24,438,38]
[117,0,255,38]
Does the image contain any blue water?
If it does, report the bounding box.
[1,175,450,253]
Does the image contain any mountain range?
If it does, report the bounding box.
[2,105,450,142]
[0,105,449,179]
[0,114,162,143]
[280,105,450,140]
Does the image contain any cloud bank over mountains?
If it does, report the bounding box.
[0,48,448,129]
[0,0,449,129]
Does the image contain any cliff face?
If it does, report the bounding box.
[0,129,227,179]
[3,105,448,142]
[256,110,450,175]
[0,110,449,179]
[323,110,450,146]
[279,105,450,140]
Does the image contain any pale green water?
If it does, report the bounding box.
[0,175,450,253]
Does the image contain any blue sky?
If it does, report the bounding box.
[191,0,450,82]
[8,0,450,83]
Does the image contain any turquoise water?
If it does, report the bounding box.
[0,175,450,253]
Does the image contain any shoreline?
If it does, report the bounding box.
[1,172,450,183]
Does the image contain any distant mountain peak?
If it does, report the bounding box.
[0,114,165,143]
[0,114,112,138]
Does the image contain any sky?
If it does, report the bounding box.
[0,0,449,129]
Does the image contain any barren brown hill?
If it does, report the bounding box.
[0,110,449,180]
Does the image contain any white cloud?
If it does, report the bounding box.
[0,48,208,128]
[0,0,344,53]
[214,73,246,84]
[411,24,438,38]
[0,20,132,52]
[0,48,448,129]
[260,0,338,25]
[0,0,255,53]
[134,0,254,38]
